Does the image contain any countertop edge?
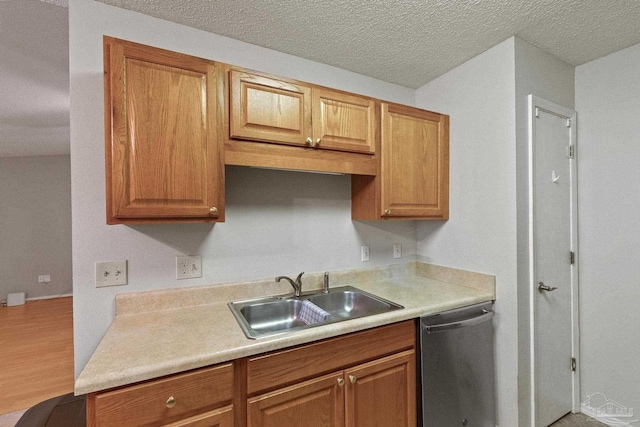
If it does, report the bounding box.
[75,267,496,395]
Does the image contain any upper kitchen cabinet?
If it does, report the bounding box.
[230,69,312,147]
[352,103,449,220]
[104,37,224,224]
[226,68,377,175]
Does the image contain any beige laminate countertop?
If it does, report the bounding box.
[75,263,495,395]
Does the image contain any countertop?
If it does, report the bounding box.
[75,262,495,395]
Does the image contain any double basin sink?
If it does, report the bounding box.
[228,286,404,339]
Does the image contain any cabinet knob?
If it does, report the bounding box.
[306,137,313,146]
[337,378,344,386]
[315,138,321,146]
[209,207,219,216]
[384,209,391,215]
[166,396,177,409]
[349,375,357,384]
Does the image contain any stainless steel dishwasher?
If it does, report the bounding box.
[420,302,495,427]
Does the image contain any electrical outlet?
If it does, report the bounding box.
[361,246,370,262]
[176,255,202,279]
[95,261,128,287]
[38,275,51,284]
[393,243,402,259]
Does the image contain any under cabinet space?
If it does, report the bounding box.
[103,37,225,224]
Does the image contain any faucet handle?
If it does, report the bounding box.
[295,272,305,283]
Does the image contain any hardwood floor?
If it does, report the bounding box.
[0,297,74,415]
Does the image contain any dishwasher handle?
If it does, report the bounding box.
[423,309,494,333]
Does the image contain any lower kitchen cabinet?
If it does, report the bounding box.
[248,350,415,427]
[345,350,416,427]
[85,321,416,427]
[164,406,233,427]
[87,363,234,427]
[247,372,345,427]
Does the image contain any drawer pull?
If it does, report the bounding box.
[337,377,344,386]
[349,375,357,384]
[166,396,177,409]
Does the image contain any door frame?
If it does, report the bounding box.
[528,94,580,424]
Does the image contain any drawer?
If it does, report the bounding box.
[92,363,233,427]
[247,320,415,395]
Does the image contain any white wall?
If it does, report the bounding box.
[415,38,519,426]
[513,37,575,424]
[69,0,417,375]
[576,43,640,418]
[0,155,72,300]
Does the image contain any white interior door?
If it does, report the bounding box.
[529,96,578,427]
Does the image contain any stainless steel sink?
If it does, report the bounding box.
[228,286,403,339]
[307,290,400,319]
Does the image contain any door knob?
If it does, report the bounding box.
[349,375,357,384]
[538,282,558,292]
[306,137,314,147]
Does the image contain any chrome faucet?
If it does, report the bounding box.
[323,272,330,293]
[275,272,304,297]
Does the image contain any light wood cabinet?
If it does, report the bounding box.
[352,102,449,220]
[345,351,416,427]
[247,372,345,427]
[86,322,416,427]
[104,37,224,224]
[246,321,416,427]
[248,351,415,427]
[87,364,234,427]
[229,69,376,155]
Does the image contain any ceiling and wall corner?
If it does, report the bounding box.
[0,0,69,157]
[575,42,640,423]
[414,37,519,426]
[93,0,640,89]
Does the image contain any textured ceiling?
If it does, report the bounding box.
[3,0,640,157]
[96,0,640,88]
[0,0,69,157]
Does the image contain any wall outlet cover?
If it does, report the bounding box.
[393,243,402,259]
[361,245,370,262]
[176,255,202,279]
[95,260,128,287]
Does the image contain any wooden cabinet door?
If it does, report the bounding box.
[104,37,223,224]
[311,88,375,154]
[344,350,416,427]
[380,103,449,219]
[91,364,233,427]
[230,69,312,147]
[163,406,233,427]
[247,372,345,427]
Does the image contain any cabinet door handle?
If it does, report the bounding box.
[209,207,219,216]
[166,395,177,408]
[349,375,357,384]
[306,137,314,147]
[337,378,344,386]
[315,138,321,147]
[384,209,391,215]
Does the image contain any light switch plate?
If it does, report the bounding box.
[176,255,202,279]
[95,260,128,287]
